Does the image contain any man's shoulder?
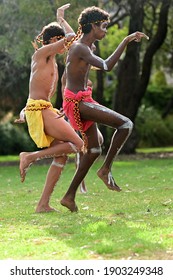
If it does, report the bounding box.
[31,49,53,65]
[70,42,90,54]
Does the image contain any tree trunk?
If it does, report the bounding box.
[114,0,144,117]
[113,0,171,153]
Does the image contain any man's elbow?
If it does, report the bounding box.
[103,61,113,72]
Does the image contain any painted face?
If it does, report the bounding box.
[99,21,108,32]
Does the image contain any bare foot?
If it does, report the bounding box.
[19,152,32,183]
[60,197,78,212]
[97,170,122,192]
[80,181,87,193]
[35,205,58,213]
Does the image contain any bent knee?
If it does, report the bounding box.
[69,139,84,153]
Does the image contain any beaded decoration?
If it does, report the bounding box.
[63,27,82,50]
[81,19,108,27]
[25,103,51,111]
[63,19,109,50]
[64,96,88,153]
[31,33,65,50]
[25,103,62,117]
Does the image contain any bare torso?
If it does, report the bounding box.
[66,28,145,94]
[65,42,92,93]
[29,48,58,101]
[65,39,108,93]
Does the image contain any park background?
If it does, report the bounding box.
[0,0,173,154]
[0,0,173,261]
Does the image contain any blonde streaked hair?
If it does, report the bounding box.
[31,22,65,50]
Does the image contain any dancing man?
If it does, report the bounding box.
[17,4,84,212]
[60,6,149,212]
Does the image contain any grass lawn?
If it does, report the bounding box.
[0,155,173,260]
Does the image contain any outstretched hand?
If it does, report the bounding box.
[57,3,70,19]
[14,118,25,124]
[127,31,149,43]
[14,107,26,123]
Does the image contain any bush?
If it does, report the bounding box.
[0,122,36,155]
[151,70,167,86]
[144,85,173,113]
[136,105,173,147]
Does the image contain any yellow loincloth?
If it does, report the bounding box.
[25,99,59,148]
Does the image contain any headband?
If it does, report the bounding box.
[81,19,109,27]
[31,35,64,50]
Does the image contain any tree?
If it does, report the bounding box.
[0,0,99,116]
[0,0,172,153]
[113,0,172,152]
[0,0,55,115]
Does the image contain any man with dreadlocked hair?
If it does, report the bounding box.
[61,6,149,212]
[16,4,84,213]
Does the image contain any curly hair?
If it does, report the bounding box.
[63,6,110,50]
[36,22,65,46]
[78,6,110,34]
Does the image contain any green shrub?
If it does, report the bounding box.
[151,70,167,86]
[136,105,173,147]
[144,85,173,113]
[0,122,36,155]
[164,114,173,131]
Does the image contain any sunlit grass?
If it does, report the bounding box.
[0,156,173,260]
[136,146,173,153]
[0,155,19,162]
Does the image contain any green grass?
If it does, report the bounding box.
[0,155,19,162]
[136,146,173,153]
[0,156,173,260]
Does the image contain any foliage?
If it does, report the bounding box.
[151,5,173,71]
[142,1,173,71]
[0,0,173,153]
[151,70,167,86]
[0,0,99,68]
[100,25,128,59]
[1,0,53,65]
[144,85,173,114]
[0,158,173,260]
[99,25,128,105]
[0,0,98,114]
[136,105,173,148]
[164,114,173,132]
[0,122,36,155]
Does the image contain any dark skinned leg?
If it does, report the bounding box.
[61,102,133,212]
[60,123,101,212]
[78,128,103,194]
[79,102,133,191]
[75,152,88,193]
